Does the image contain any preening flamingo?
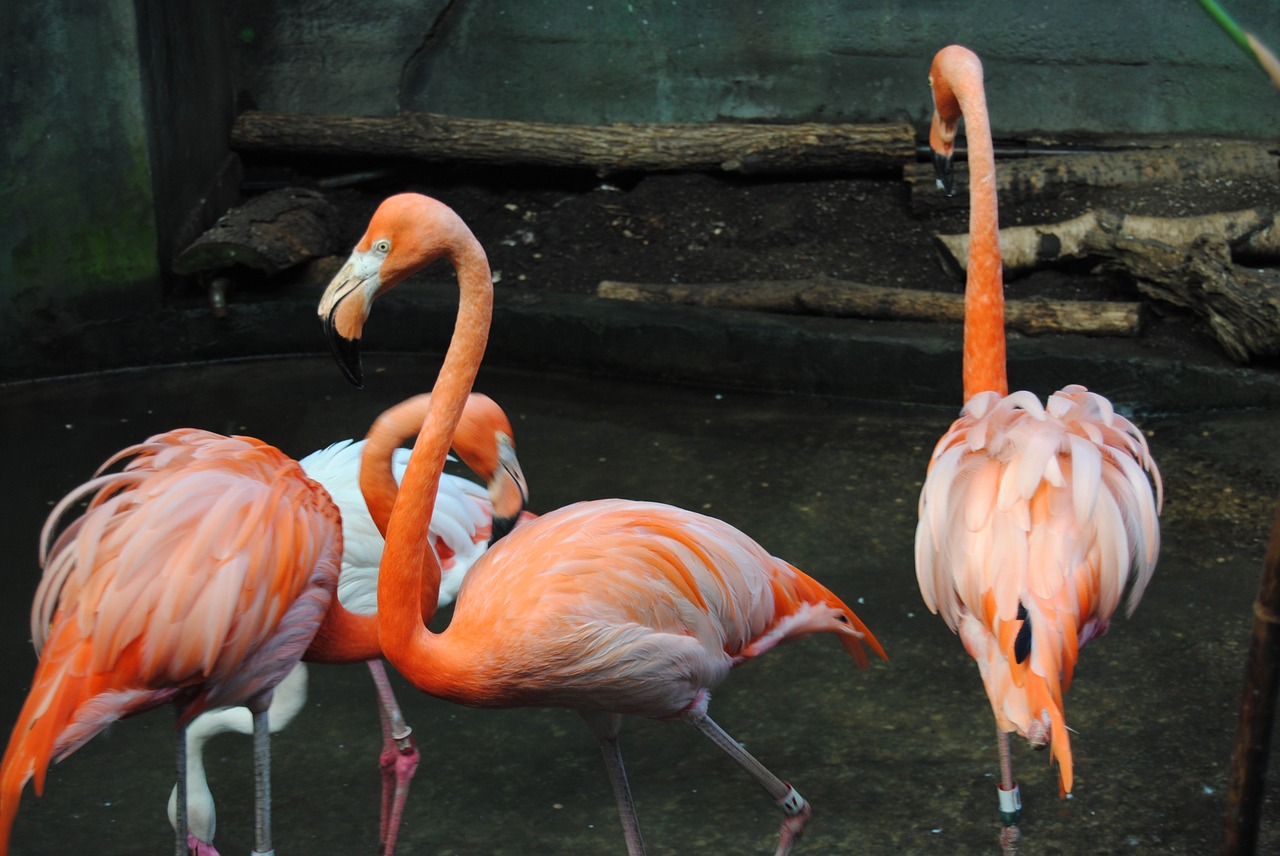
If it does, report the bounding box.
[168,662,310,856]
[169,392,530,856]
[317,192,887,855]
[0,428,344,856]
[913,45,1163,851]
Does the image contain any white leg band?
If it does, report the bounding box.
[777,785,807,816]
[998,783,1021,813]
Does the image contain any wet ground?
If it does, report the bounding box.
[1,353,1278,855]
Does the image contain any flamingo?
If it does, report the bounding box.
[315,192,887,855]
[168,662,310,856]
[168,391,530,856]
[0,428,344,856]
[913,45,1163,851]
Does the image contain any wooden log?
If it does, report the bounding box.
[905,141,1279,214]
[231,111,916,175]
[173,187,341,275]
[1221,492,1280,856]
[1086,231,1280,362]
[934,208,1280,277]
[597,278,1144,337]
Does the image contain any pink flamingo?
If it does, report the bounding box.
[913,45,1163,852]
[0,429,343,856]
[317,192,888,855]
[169,392,529,856]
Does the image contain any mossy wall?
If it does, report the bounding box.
[1,0,159,373]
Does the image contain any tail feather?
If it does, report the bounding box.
[767,562,887,668]
[1,616,170,854]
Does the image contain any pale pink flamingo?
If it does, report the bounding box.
[316,192,888,855]
[169,392,529,856]
[0,429,344,856]
[913,45,1163,852]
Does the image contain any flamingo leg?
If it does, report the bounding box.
[367,658,418,856]
[996,729,1022,854]
[684,710,812,856]
[175,722,189,856]
[596,732,647,856]
[251,700,275,856]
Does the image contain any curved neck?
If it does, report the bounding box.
[951,60,1007,401]
[360,394,436,538]
[376,239,493,689]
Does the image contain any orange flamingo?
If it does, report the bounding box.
[913,45,1163,851]
[170,392,529,856]
[316,192,887,855]
[0,429,344,856]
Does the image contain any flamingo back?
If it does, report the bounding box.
[914,386,1162,792]
[1,429,342,850]
[430,499,885,717]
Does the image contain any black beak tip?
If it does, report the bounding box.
[323,309,364,388]
[932,151,956,197]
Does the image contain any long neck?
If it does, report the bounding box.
[360,394,435,539]
[955,73,1007,401]
[376,240,493,690]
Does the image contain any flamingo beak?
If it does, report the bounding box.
[932,149,956,197]
[323,302,364,388]
[318,255,381,388]
[488,438,530,544]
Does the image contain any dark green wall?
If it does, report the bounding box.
[232,0,1280,135]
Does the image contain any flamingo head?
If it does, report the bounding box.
[927,44,982,197]
[454,393,530,542]
[319,193,474,387]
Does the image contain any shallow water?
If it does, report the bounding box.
[1,354,1277,855]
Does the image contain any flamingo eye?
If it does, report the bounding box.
[373,239,391,254]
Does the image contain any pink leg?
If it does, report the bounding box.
[367,659,419,856]
[683,707,812,856]
[996,729,1021,854]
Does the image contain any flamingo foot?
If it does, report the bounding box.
[773,784,812,856]
[1026,714,1050,750]
[187,832,221,856]
[378,731,420,855]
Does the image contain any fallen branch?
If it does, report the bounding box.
[231,111,916,175]
[935,208,1280,277]
[597,278,1144,337]
[905,141,1279,214]
[1087,231,1280,362]
[173,187,340,275]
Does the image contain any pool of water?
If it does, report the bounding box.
[2,354,1278,855]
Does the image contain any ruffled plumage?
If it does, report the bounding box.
[2,429,342,853]
[915,385,1162,792]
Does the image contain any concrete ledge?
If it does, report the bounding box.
[6,290,1279,415]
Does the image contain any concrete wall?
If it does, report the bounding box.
[1,0,159,373]
[231,0,1280,136]
[1,0,233,380]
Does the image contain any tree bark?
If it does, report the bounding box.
[597,278,1144,337]
[173,188,341,276]
[1087,232,1280,362]
[906,142,1279,214]
[231,111,916,175]
[934,208,1280,277]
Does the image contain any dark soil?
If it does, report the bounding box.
[214,155,1280,368]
